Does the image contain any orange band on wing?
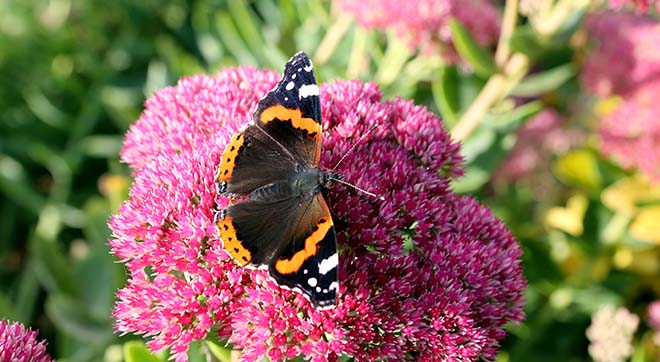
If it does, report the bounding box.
[274,217,333,275]
[217,133,245,182]
[260,105,321,139]
[216,216,251,265]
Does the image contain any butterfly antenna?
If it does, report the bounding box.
[330,176,385,201]
[332,124,379,172]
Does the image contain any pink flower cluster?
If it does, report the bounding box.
[609,0,660,11]
[583,12,660,181]
[110,67,525,361]
[598,81,660,180]
[582,12,660,97]
[338,0,500,59]
[0,318,52,362]
[648,301,660,346]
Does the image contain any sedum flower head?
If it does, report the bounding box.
[648,301,660,346]
[582,12,660,181]
[608,0,660,11]
[582,11,660,97]
[598,80,660,181]
[110,66,526,361]
[338,0,500,60]
[649,301,660,329]
[587,305,639,362]
[0,318,52,362]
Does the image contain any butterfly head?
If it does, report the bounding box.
[322,171,344,190]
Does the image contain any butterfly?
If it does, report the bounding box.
[215,51,341,309]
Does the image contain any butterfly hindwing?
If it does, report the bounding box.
[216,190,317,266]
[269,194,338,309]
[216,191,338,308]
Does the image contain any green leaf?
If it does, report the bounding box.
[124,341,163,362]
[0,155,46,215]
[376,34,412,86]
[432,65,460,127]
[511,64,576,97]
[452,127,511,193]
[46,295,113,342]
[451,167,492,194]
[78,197,124,319]
[188,341,208,362]
[206,341,233,362]
[552,4,589,46]
[79,136,123,158]
[215,12,257,66]
[508,25,546,59]
[484,100,544,131]
[458,126,497,164]
[227,0,286,68]
[449,19,498,78]
[30,230,79,297]
[13,263,39,322]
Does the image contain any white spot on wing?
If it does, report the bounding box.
[298,84,319,99]
[318,253,337,275]
[329,282,338,291]
[304,63,313,72]
[292,73,296,79]
[316,286,321,293]
[308,278,318,287]
[303,269,308,274]
[286,81,295,90]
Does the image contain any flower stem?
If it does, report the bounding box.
[450,0,588,142]
[451,54,529,141]
[314,15,353,65]
[495,0,519,66]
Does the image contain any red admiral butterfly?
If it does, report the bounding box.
[215,52,341,309]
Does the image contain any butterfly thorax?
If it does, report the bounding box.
[248,169,342,203]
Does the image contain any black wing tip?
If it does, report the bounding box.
[290,50,310,61]
[286,51,314,71]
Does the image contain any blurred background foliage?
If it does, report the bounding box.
[1,0,660,361]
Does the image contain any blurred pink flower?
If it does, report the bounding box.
[0,318,52,362]
[598,80,660,181]
[338,0,500,60]
[110,67,525,361]
[492,109,582,189]
[609,0,660,11]
[582,11,660,97]
[648,301,660,346]
[582,12,660,181]
[649,301,660,329]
